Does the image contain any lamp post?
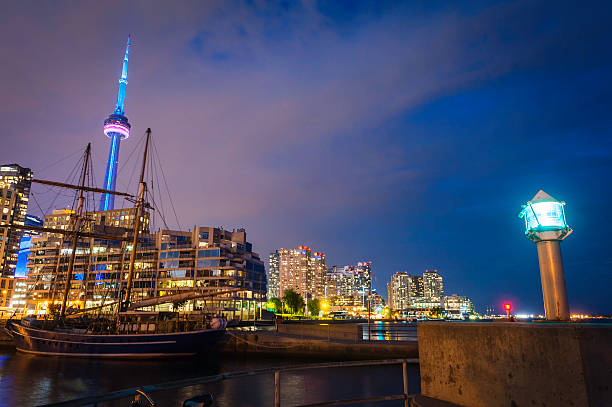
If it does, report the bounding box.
[519,190,572,321]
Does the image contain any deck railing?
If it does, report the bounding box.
[40,358,418,407]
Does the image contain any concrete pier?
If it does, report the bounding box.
[418,321,612,407]
[222,330,418,360]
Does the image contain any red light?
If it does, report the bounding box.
[504,303,512,311]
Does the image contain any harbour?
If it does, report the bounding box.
[2,2,612,406]
[0,347,421,406]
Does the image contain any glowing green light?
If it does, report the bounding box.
[519,191,568,233]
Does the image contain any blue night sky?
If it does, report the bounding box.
[1,1,611,314]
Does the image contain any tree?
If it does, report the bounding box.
[431,306,444,319]
[282,289,305,315]
[268,297,282,313]
[307,298,321,316]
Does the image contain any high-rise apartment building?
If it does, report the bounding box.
[326,261,372,298]
[387,272,423,310]
[0,164,33,276]
[277,246,326,301]
[26,219,267,320]
[15,214,43,277]
[267,251,280,299]
[423,269,443,300]
[0,276,16,308]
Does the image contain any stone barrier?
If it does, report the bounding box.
[418,321,612,407]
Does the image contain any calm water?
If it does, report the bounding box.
[0,348,420,407]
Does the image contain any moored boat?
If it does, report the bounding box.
[6,316,226,358]
[2,130,236,358]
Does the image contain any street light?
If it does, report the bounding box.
[519,190,572,321]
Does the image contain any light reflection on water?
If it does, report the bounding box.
[0,348,420,407]
[360,321,418,341]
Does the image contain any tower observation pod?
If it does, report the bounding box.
[519,190,572,321]
[99,37,131,211]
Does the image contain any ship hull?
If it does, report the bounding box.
[5,320,225,358]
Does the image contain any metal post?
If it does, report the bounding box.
[60,144,90,319]
[367,278,372,340]
[402,361,409,407]
[122,129,150,312]
[274,370,280,407]
[536,240,570,320]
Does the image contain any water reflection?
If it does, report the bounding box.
[0,348,420,406]
[361,321,418,341]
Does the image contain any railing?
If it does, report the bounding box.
[40,358,418,407]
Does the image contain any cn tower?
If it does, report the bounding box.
[99,37,131,211]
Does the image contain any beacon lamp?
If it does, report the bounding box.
[519,190,572,321]
[504,303,512,319]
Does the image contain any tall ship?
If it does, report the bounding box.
[4,130,234,357]
[2,38,267,357]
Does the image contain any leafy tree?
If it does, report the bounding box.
[307,298,321,316]
[268,297,282,313]
[431,306,444,318]
[282,289,305,315]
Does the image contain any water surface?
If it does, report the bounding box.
[0,348,420,407]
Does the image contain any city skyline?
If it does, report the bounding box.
[1,1,611,314]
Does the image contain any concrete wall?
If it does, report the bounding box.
[224,331,418,360]
[276,323,362,341]
[418,322,612,407]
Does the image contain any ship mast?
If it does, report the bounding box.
[59,143,90,319]
[121,128,150,312]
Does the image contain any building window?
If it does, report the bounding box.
[160,260,179,269]
[197,249,219,258]
[197,259,219,268]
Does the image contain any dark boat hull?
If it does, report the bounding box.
[5,320,225,358]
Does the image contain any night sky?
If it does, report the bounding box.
[2,1,611,314]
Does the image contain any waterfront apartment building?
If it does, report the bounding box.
[267,251,280,299]
[277,246,326,301]
[26,219,267,320]
[387,272,423,310]
[0,276,16,308]
[326,261,372,299]
[15,215,43,277]
[0,164,33,276]
[43,207,150,236]
[423,269,444,300]
[387,270,474,317]
[0,276,27,315]
[444,294,474,318]
[370,292,385,308]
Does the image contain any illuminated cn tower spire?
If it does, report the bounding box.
[99,36,131,211]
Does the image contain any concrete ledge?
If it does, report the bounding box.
[418,322,612,407]
[277,323,361,341]
[222,331,418,360]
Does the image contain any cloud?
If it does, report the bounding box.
[1,0,611,312]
